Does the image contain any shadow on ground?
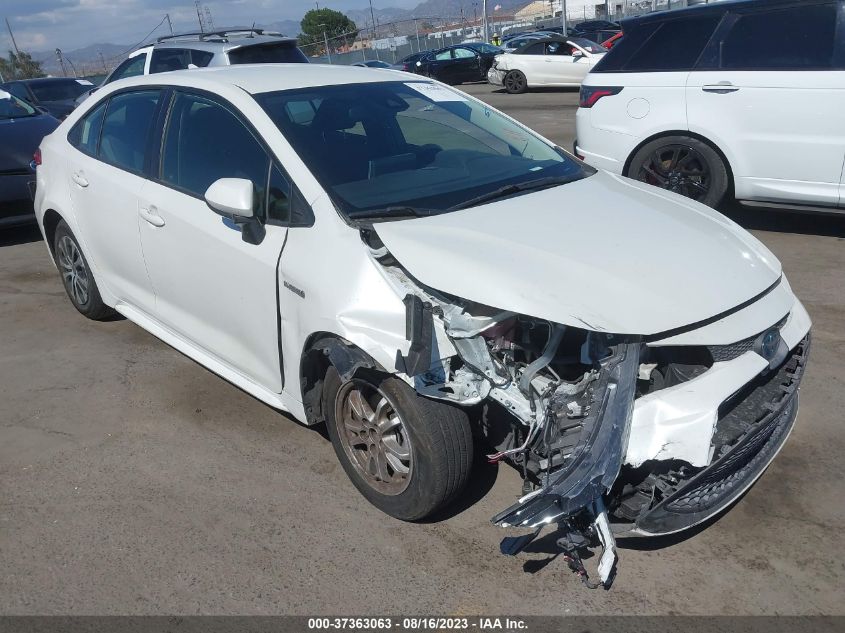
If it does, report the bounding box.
[720,202,845,238]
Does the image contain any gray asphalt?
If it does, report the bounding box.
[1,83,844,615]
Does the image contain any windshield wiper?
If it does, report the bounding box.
[347,206,439,220]
[450,175,577,211]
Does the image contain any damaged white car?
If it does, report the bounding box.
[34,65,811,588]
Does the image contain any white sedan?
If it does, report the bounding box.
[489,37,606,93]
[34,64,810,589]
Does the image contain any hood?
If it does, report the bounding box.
[375,171,781,336]
[0,113,59,173]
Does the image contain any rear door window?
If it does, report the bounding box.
[68,101,107,155]
[98,90,160,173]
[107,54,147,83]
[227,42,308,64]
[623,16,720,71]
[150,48,191,73]
[720,3,837,70]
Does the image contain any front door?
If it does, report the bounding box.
[137,90,289,392]
[451,47,481,82]
[67,89,161,311]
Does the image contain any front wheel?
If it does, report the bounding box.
[627,135,729,208]
[504,70,527,94]
[323,367,473,521]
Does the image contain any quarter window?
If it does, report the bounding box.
[720,4,837,70]
[68,101,107,155]
[160,92,269,217]
[98,90,160,173]
[267,165,291,224]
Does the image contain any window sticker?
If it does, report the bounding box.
[404,82,467,102]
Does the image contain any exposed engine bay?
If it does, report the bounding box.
[363,228,809,589]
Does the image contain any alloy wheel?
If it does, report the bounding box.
[335,379,413,495]
[505,71,525,93]
[57,235,89,307]
[636,144,712,202]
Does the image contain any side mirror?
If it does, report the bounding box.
[205,177,254,218]
[204,178,265,244]
[572,49,584,60]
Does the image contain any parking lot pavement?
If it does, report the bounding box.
[1,85,844,616]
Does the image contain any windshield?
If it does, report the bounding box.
[228,42,308,64]
[29,79,93,102]
[569,38,605,54]
[256,81,589,221]
[0,90,38,118]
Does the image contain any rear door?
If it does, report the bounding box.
[66,89,161,311]
[137,89,290,392]
[686,1,845,206]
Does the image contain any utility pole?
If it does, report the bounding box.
[319,24,332,63]
[99,50,107,73]
[369,0,379,60]
[55,48,68,77]
[413,17,420,53]
[481,0,489,43]
[165,13,173,35]
[5,17,21,77]
[195,1,205,33]
[560,0,568,34]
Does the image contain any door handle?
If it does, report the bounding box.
[702,82,739,94]
[139,205,165,227]
[71,172,88,187]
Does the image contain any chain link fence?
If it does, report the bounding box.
[298,1,699,66]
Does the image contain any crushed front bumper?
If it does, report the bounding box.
[629,334,810,535]
[487,68,506,87]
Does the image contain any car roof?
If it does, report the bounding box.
[103,63,420,95]
[623,0,813,27]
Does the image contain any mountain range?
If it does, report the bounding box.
[30,0,531,76]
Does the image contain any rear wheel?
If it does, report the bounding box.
[323,366,473,521]
[627,135,729,208]
[53,221,114,320]
[504,70,527,94]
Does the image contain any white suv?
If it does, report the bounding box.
[34,64,810,588]
[575,0,845,210]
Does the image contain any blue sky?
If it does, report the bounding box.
[3,0,418,52]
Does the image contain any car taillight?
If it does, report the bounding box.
[579,85,623,108]
[33,148,42,166]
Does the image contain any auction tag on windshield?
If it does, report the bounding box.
[405,82,467,102]
[76,79,94,85]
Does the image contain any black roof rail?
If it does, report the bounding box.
[156,27,283,43]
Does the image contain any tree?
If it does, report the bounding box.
[299,8,358,53]
[0,50,46,80]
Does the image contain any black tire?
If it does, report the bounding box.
[53,220,114,320]
[323,366,473,521]
[504,70,527,94]
[627,135,729,208]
